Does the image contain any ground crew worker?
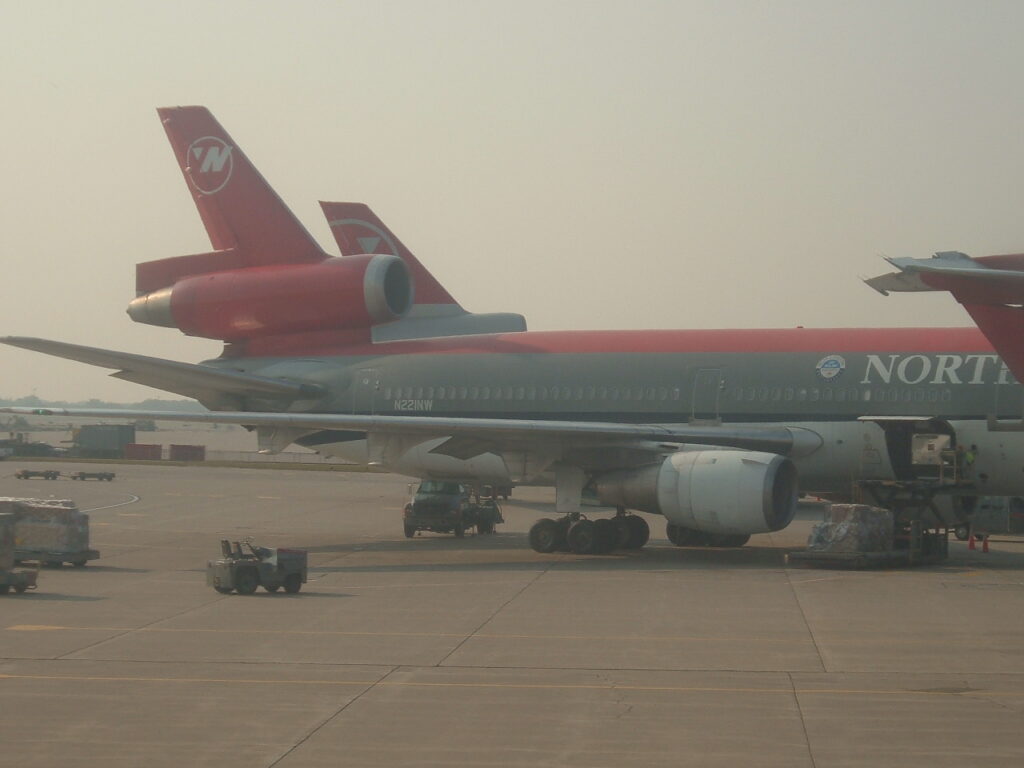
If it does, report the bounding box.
[964,444,977,478]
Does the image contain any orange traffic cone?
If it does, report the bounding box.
[968,534,976,550]
[982,536,990,553]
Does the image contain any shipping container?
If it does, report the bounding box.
[74,424,136,458]
[169,444,206,462]
[124,443,163,460]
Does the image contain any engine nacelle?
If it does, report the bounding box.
[127,254,412,341]
[595,450,798,534]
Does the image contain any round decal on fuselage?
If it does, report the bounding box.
[816,355,846,382]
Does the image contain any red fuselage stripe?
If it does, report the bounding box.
[241,327,993,358]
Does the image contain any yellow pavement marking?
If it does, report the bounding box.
[5,624,804,644]
[0,672,1019,698]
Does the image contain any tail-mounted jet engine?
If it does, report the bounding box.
[127,254,412,341]
[595,450,798,534]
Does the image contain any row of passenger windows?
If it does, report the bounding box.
[380,384,954,405]
[730,387,954,404]
[382,385,683,402]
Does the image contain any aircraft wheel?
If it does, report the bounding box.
[610,517,632,549]
[593,519,617,554]
[528,518,560,553]
[954,525,970,541]
[567,519,599,555]
[264,585,280,593]
[682,528,713,546]
[553,518,572,551]
[624,515,650,549]
[666,523,683,546]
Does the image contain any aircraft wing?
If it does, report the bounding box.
[0,405,823,460]
[0,337,322,404]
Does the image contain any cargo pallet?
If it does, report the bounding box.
[16,548,100,568]
[70,471,115,481]
[788,477,964,569]
[787,521,950,569]
[15,469,60,480]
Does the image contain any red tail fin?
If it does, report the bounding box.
[319,202,458,306]
[141,106,325,293]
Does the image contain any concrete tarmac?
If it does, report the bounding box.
[2,462,1024,767]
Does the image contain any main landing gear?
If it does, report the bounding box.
[528,509,650,555]
[665,524,750,548]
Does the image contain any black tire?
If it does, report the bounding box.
[265,585,280,593]
[45,561,62,568]
[624,515,650,549]
[404,524,416,538]
[567,519,599,555]
[214,586,232,594]
[593,519,616,554]
[477,518,494,535]
[677,527,713,546]
[610,517,632,549]
[954,525,970,541]
[14,584,27,594]
[528,518,560,553]
[71,559,87,568]
[453,520,465,538]
[666,523,682,546]
[552,518,572,551]
[234,568,259,595]
[283,573,302,594]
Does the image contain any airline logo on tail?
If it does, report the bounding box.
[186,136,234,194]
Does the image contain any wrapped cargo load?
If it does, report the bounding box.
[807,504,894,553]
[0,497,98,566]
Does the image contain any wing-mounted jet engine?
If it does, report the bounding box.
[596,450,798,535]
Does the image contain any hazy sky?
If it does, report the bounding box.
[3,1,1023,400]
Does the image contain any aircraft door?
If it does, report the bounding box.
[862,417,957,482]
[352,368,382,414]
[691,368,723,423]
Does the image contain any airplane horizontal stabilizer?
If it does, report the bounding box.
[0,337,322,404]
[867,251,1024,384]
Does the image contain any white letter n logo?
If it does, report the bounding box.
[197,144,232,173]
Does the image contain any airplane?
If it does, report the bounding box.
[5,106,1024,557]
